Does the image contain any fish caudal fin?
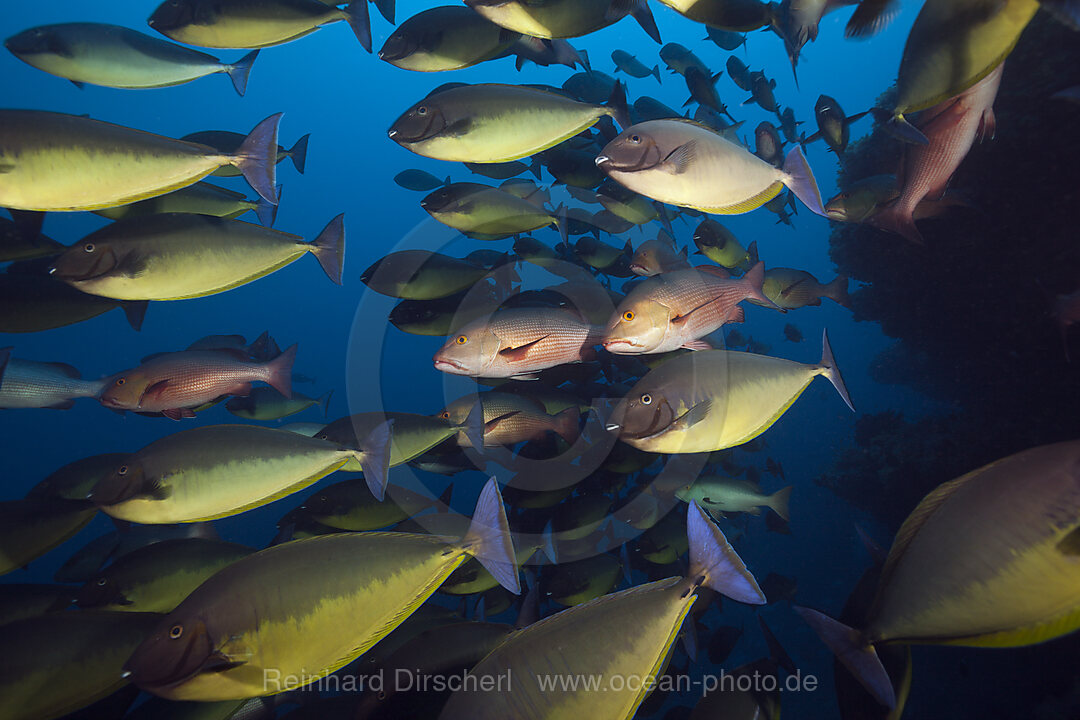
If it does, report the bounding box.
[780,145,826,217]
[869,201,924,244]
[552,407,581,444]
[630,0,662,44]
[265,343,297,399]
[687,501,766,604]
[463,478,520,594]
[457,400,485,451]
[289,134,310,174]
[226,49,259,97]
[372,0,395,24]
[794,606,896,709]
[232,113,281,205]
[819,329,855,412]
[606,81,631,130]
[318,390,333,416]
[824,275,850,308]
[355,419,393,501]
[343,0,372,52]
[885,112,929,145]
[740,260,781,310]
[310,214,345,285]
[651,64,662,84]
[254,186,279,227]
[768,486,792,522]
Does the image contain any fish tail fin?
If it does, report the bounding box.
[819,329,855,412]
[120,301,148,331]
[759,615,797,674]
[318,389,333,417]
[254,185,279,227]
[885,112,929,145]
[605,80,631,130]
[554,203,569,246]
[630,0,662,43]
[309,214,345,285]
[226,49,259,97]
[353,419,392,501]
[824,274,850,308]
[869,202,924,244]
[231,113,281,205]
[740,260,781,311]
[528,156,542,180]
[780,145,826,217]
[687,501,766,604]
[651,64,662,84]
[794,606,896,709]
[746,239,759,267]
[457,400,485,451]
[551,407,580,444]
[343,0,372,52]
[372,0,395,24]
[768,485,792,522]
[288,134,310,174]
[463,478,520,594]
[265,343,297,399]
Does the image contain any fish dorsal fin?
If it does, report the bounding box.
[697,265,730,279]
[876,472,973,595]
[44,362,80,379]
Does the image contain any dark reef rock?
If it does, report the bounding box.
[819,13,1080,529]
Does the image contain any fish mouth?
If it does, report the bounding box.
[433,357,469,374]
[595,155,610,167]
[603,338,644,354]
[628,263,649,275]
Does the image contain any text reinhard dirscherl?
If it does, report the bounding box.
[263,668,819,696]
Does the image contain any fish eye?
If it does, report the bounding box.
[169,624,183,639]
[83,243,95,253]
[417,106,428,116]
[439,411,450,419]
[622,310,635,321]
[115,378,126,386]
[455,335,467,345]
[629,135,641,144]
[117,465,128,475]
[96,578,107,586]
[640,393,653,405]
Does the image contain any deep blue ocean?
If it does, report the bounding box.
[3,1,1079,719]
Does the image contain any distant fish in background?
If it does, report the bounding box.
[4,23,260,95]
[147,0,378,52]
[756,267,850,309]
[0,352,105,410]
[871,63,1003,244]
[628,232,692,276]
[783,323,803,342]
[99,345,298,420]
[659,42,709,76]
[378,6,519,72]
[611,49,661,84]
[801,94,869,157]
[465,0,662,43]
[703,26,746,51]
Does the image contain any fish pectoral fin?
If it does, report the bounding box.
[1058,526,1080,556]
[442,116,474,139]
[485,411,521,432]
[671,398,712,430]
[140,379,171,402]
[681,340,712,351]
[113,250,149,279]
[498,335,550,361]
[148,481,173,501]
[661,141,696,174]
